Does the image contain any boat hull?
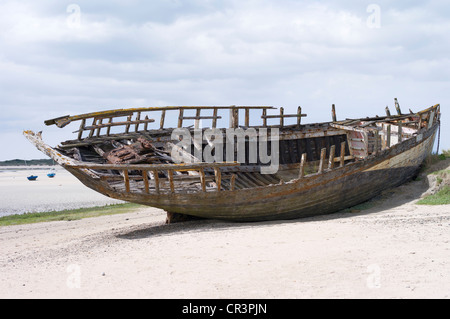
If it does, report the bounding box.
[65,123,437,222]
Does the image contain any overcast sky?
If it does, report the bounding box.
[0,0,448,160]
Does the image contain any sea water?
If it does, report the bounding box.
[0,167,123,217]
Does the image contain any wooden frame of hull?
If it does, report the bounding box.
[24,119,438,222]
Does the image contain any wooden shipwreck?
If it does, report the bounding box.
[24,100,440,223]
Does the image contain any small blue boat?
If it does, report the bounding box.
[27,175,38,181]
[47,172,56,178]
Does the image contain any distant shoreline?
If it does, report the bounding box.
[0,159,54,166]
[0,165,58,171]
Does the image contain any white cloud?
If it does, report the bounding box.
[0,0,449,160]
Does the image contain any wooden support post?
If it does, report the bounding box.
[178,109,184,128]
[318,148,326,174]
[374,130,379,154]
[123,170,130,193]
[106,118,113,136]
[297,106,302,127]
[212,108,218,128]
[160,110,166,129]
[230,106,238,128]
[168,170,175,193]
[280,107,284,127]
[195,108,201,129]
[152,170,160,194]
[386,124,391,148]
[199,169,206,192]
[331,104,337,122]
[328,145,335,169]
[262,109,267,127]
[395,98,402,115]
[144,115,149,131]
[385,106,391,117]
[96,119,103,137]
[78,119,86,140]
[214,168,222,191]
[230,173,236,191]
[245,109,250,127]
[142,170,149,194]
[398,122,403,142]
[125,115,132,133]
[299,153,306,179]
[89,118,97,138]
[135,112,141,132]
[340,142,346,167]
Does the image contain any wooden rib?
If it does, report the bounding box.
[332,104,337,122]
[318,148,326,173]
[212,108,218,128]
[78,119,86,140]
[88,118,97,138]
[280,107,284,127]
[245,109,250,127]
[297,106,302,127]
[178,109,184,128]
[152,170,160,194]
[168,170,175,193]
[199,169,206,192]
[106,118,112,136]
[144,116,149,131]
[96,119,103,137]
[123,170,130,193]
[386,124,391,147]
[262,109,267,127]
[340,142,346,167]
[385,106,391,117]
[160,110,166,129]
[328,145,335,169]
[230,174,236,191]
[142,170,149,194]
[195,108,201,129]
[214,168,222,191]
[125,115,132,133]
[299,153,306,179]
[374,130,379,154]
[135,112,141,132]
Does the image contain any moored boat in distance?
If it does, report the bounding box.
[24,100,440,223]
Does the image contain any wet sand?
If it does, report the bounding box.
[0,163,449,299]
[0,167,123,216]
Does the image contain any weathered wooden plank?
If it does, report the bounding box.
[318,148,326,173]
[214,168,222,191]
[142,170,149,194]
[299,153,306,179]
[123,170,130,193]
[328,145,335,169]
[168,170,175,193]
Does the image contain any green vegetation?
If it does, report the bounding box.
[416,150,450,205]
[0,159,54,166]
[417,186,450,205]
[0,203,143,226]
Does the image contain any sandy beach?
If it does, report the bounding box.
[0,162,449,299]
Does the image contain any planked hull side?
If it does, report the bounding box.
[66,123,438,222]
